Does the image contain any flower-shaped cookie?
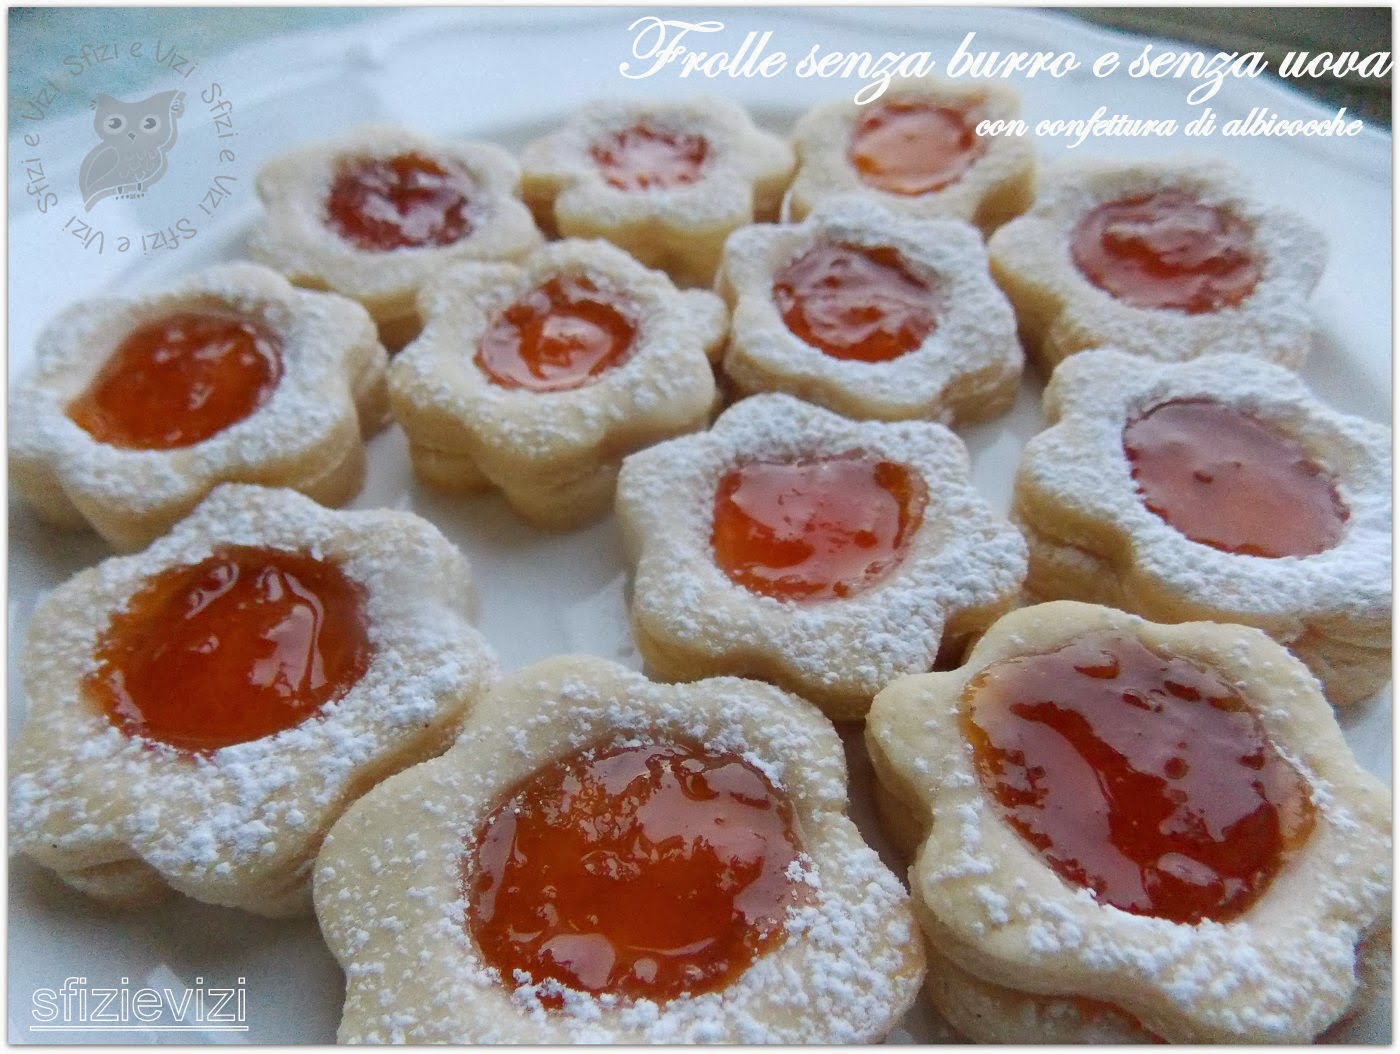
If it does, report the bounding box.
[389,238,726,529]
[520,98,794,287]
[866,601,1391,1043]
[315,654,925,1042]
[789,79,1033,234]
[988,158,1325,372]
[249,123,542,348]
[717,196,1022,423]
[9,263,388,550]
[1014,349,1391,706]
[616,393,1027,719]
[9,484,497,916]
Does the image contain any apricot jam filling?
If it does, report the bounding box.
[87,546,372,752]
[961,631,1315,925]
[1071,189,1260,313]
[465,740,805,1002]
[324,152,474,251]
[475,274,638,392]
[67,311,282,450]
[712,453,928,602]
[590,124,709,191]
[1124,398,1348,558]
[772,242,939,363]
[847,98,985,196]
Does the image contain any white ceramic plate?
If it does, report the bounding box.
[7,7,1390,1044]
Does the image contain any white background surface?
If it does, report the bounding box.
[7,7,1391,1043]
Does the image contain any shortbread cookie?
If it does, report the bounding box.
[250,124,542,348]
[717,196,1021,423]
[389,238,725,529]
[615,394,1027,719]
[866,600,1392,1044]
[9,484,497,916]
[1014,349,1391,706]
[315,654,924,1043]
[922,924,1392,1044]
[924,941,1156,1044]
[9,263,388,550]
[988,158,1325,372]
[789,79,1033,234]
[520,98,794,286]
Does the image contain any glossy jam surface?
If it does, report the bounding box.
[590,124,709,191]
[847,99,985,196]
[962,632,1315,924]
[67,311,282,450]
[87,546,372,752]
[475,275,638,392]
[1071,189,1260,313]
[1124,399,1348,558]
[324,152,473,251]
[772,243,939,362]
[466,740,805,1002]
[712,453,928,602]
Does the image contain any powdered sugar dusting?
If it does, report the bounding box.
[719,196,1022,424]
[988,158,1326,369]
[390,238,723,475]
[1015,349,1391,703]
[9,484,498,915]
[315,656,923,1042]
[616,392,1027,717]
[521,97,793,235]
[788,78,1033,232]
[9,263,387,549]
[249,123,542,318]
[867,601,1391,1043]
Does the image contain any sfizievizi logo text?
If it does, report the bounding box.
[29,976,247,1034]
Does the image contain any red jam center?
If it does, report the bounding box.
[590,124,709,191]
[465,740,804,1002]
[712,453,928,602]
[475,274,637,392]
[772,242,939,363]
[87,546,372,752]
[848,99,985,196]
[324,152,474,251]
[1071,190,1261,313]
[1124,399,1348,558]
[67,311,282,450]
[962,631,1315,925]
